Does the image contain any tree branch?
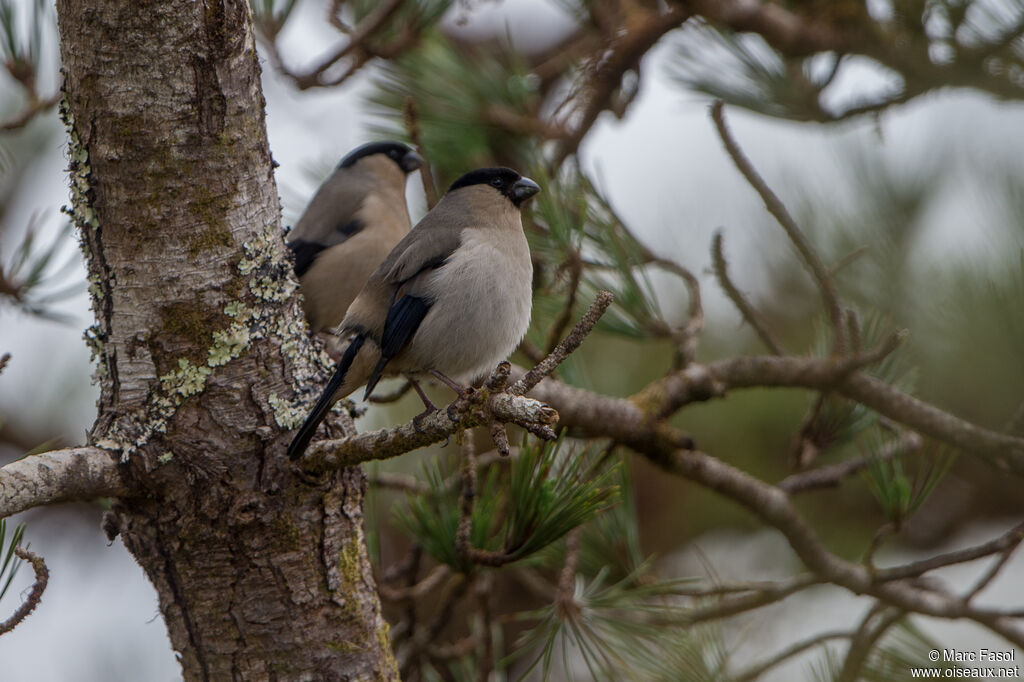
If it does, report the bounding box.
[778,431,923,495]
[711,101,845,350]
[509,290,613,396]
[0,447,125,518]
[711,230,784,355]
[301,391,558,473]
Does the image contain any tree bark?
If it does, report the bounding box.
[55,1,396,678]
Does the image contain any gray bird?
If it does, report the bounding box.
[288,167,540,460]
[288,141,423,332]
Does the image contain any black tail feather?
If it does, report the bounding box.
[288,335,365,460]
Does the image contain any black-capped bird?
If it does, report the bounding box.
[287,141,423,332]
[288,167,540,460]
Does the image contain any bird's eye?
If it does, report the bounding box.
[491,177,503,187]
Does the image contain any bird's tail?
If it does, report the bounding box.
[288,335,365,460]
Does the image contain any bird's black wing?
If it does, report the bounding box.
[288,239,326,277]
[363,292,431,398]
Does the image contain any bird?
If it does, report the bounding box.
[287,166,540,460]
[287,140,423,333]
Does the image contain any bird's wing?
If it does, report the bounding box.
[361,219,465,397]
[377,210,465,284]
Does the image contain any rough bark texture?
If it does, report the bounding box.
[55,1,396,679]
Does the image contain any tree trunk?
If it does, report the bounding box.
[55,1,397,678]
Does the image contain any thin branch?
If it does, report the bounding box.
[379,564,450,602]
[627,352,1024,472]
[455,435,476,567]
[551,5,691,165]
[779,431,923,495]
[733,629,851,682]
[509,291,613,396]
[0,93,61,131]
[544,253,583,355]
[680,573,821,624]
[403,97,439,209]
[647,255,704,368]
[0,548,48,635]
[300,392,558,472]
[712,230,784,355]
[874,521,1024,582]
[367,471,428,494]
[293,0,404,89]
[966,539,1024,604]
[711,101,845,351]
[836,603,904,682]
[688,0,849,56]
[0,447,126,518]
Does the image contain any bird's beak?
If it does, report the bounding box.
[401,150,424,173]
[511,176,541,204]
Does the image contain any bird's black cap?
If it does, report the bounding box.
[338,141,423,173]
[447,167,541,207]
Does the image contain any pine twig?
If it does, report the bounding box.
[403,97,439,209]
[836,603,904,682]
[711,101,846,352]
[778,432,922,494]
[711,231,783,355]
[733,629,852,682]
[455,435,477,567]
[510,291,613,396]
[0,548,48,635]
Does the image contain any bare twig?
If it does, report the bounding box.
[403,97,439,209]
[379,564,450,602]
[296,0,404,88]
[711,101,845,351]
[367,471,428,494]
[733,629,852,682]
[874,521,1024,582]
[647,255,704,368]
[0,548,48,635]
[779,432,923,494]
[829,245,871,277]
[0,93,61,131]
[836,604,904,682]
[544,254,583,355]
[552,5,691,165]
[301,391,558,472]
[966,539,1023,604]
[712,231,784,354]
[455,435,477,567]
[509,291,613,396]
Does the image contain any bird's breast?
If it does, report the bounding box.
[408,228,533,381]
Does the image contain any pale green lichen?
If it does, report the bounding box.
[157,451,174,464]
[208,327,250,367]
[92,222,330,461]
[268,392,307,429]
[160,358,212,397]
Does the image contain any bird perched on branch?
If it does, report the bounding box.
[288,167,540,460]
[287,141,423,332]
